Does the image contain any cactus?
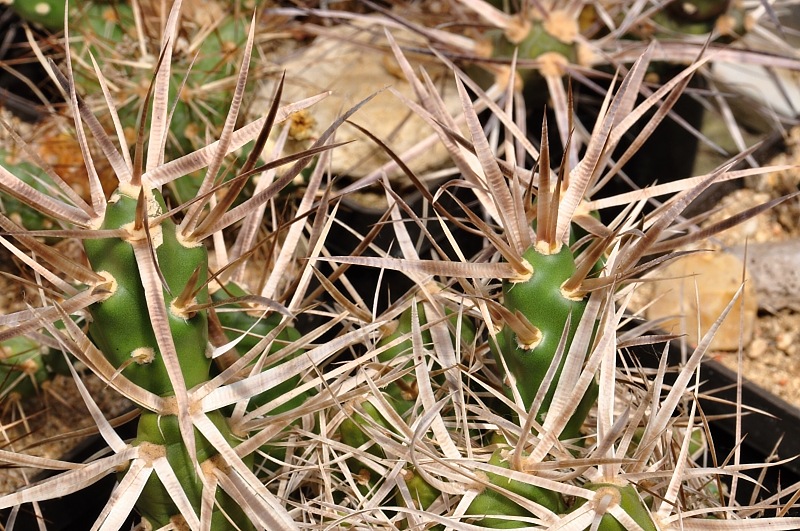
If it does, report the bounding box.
[570,482,658,531]
[376,302,474,409]
[466,445,566,528]
[3,2,800,529]
[212,282,309,415]
[314,0,800,182]
[0,2,353,527]
[46,1,257,203]
[211,282,313,475]
[337,302,469,494]
[83,187,212,397]
[316,28,800,529]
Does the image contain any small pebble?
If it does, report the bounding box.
[748,337,769,359]
[776,332,794,353]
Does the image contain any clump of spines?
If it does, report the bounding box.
[42,2,257,203]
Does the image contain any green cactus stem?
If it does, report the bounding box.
[0,336,50,400]
[211,282,312,418]
[0,321,77,401]
[466,445,566,528]
[83,186,211,396]
[337,399,404,498]
[400,467,439,510]
[81,185,246,528]
[134,410,253,530]
[486,20,577,67]
[9,0,65,31]
[337,303,474,509]
[491,244,598,441]
[211,283,312,475]
[213,298,307,415]
[10,1,135,36]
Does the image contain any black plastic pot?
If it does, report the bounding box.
[627,338,800,516]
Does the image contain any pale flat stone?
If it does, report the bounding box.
[645,251,758,351]
[251,18,462,182]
